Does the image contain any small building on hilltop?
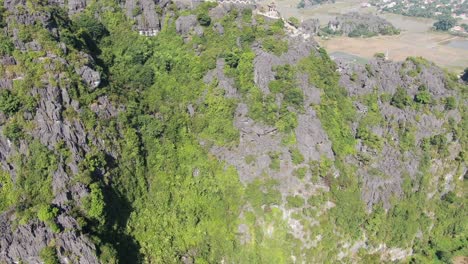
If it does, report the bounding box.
[138,28,159,36]
[256,1,281,19]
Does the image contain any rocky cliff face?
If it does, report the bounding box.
[328,12,399,36]
[337,57,463,209]
[298,0,335,9]
[0,1,106,263]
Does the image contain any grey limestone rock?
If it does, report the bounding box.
[90,96,121,119]
[254,35,317,94]
[0,79,13,90]
[300,19,320,36]
[214,22,225,35]
[194,25,204,37]
[176,15,198,35]
[328,12,398,36]
[125,0,161,30]
[295,109,334,162]
[77,66,101,91]
[0,214,99,264]
[336,57,463,209]
[1,56,16,66]
[203,59,239,98]
[209,4,232,20]
[67,0,89,14]
[300,0,335,9]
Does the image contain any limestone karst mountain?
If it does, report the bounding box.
[0,0,466,263]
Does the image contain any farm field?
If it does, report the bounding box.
[273,0,468,72]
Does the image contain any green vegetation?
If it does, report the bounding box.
[262,37,288,55]
[462,24,468,31]
[433,16,457,31]
[373,52,385,59]
[356,92,384,150]
[0,0,6,28]
[444,96,456,110]
[245,178,282,211]
[391,87,411,109]
[348,24,378,38]
[0,1,466,263]
[293,167,307,179]
[268,151,281,171]
[0,31,14,55]
[132,6,142,17]
[290,147,304,165]
[414,90,431,104]
[2,119,24,142]
[37,204,60,233]
[299,48,356,156]
[82,183,106,223]
[462,67,468,82]
[288,17,300,28]
[371,0,467,20]
[197,12,211,26]
[0,170,16,212]
[40,245,59,264]
[286,195,305,208]
[0,90,21,116]
[297,0,306,8]
[5,139,58,224]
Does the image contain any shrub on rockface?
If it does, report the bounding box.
[391,87,411,108]
[0,90,21,116]
[197,12,211,26]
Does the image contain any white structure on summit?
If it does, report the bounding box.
[138,28,159,36]
[256,1,281,19]
[216,0,255,5]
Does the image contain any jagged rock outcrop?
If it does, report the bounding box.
[67,0,89,15]
[298,0,335,9]
[0,1,103,263]
[328,12,399,36]
[254,36,318,94]
[0,213,98,264]
[176,15,202,36]
[125,0,161,29]
[336,57,463,209]
[203,59,239,98]
[300,19,320,36]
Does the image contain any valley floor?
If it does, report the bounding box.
[274,0,468,72]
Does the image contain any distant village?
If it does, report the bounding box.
[369,0,468,33]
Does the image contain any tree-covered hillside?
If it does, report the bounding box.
[0,0,466,263]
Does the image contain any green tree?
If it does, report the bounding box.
[462,68,468,82]
[0,2,6,28]
[0,90,20,116]
[82,183,106,223]
[444,96,456,110]
[3,121,24,142]
[40,246,59,264]
[37,204,60,233]
[37,204,59,222]
[132,6,142,17]
[288,17,300,28]
[391,87,411,108]
[0,31,13,56]
[414,91,431,104]
[197,12,211,26]
[433,17,456,31]
[297,0,305,8]
[74,13,108,41]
